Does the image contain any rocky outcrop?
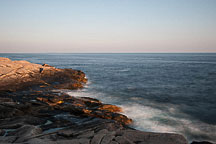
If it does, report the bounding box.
[0,57,87,92]
[0,57,188,144]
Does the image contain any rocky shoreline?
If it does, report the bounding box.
[0,57,210,144]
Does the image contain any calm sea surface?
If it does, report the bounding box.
[1,53,216,142]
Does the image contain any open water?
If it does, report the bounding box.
[1,53,216,142]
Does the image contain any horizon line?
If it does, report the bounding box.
[0,52,216,54]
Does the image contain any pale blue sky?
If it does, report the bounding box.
[0,0,216,53]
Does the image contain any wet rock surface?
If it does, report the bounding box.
[0,57,188,144]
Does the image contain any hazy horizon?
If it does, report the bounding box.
[1,51,216,54]
[0,0,216,53]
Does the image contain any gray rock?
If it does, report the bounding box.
[77,130,94,138]
[0,136,17,143]
[91,133,106,144]
[0,104,24,119]
[109,141,119,144]
[119,129,188,144]
[115,136,134,144]
[57,129,75,137]
[7,125,42,143]
[191,141,214,144]
[0,129,6,136]
[56,139,79,144]
[44,137,90,144]
[79,138,90,144]
[7,125,42,137]
[100,132,115,144]
[26,138,57,144]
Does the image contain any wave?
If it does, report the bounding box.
[119,103,216,143]
[118,68,131,72]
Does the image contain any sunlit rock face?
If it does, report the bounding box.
[0,57,87,92]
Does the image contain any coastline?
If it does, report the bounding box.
[0,57,207,144]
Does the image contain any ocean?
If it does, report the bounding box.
[1,53,216,142]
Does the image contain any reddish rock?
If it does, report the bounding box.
[0,57,87,92]
[98,104,123,113]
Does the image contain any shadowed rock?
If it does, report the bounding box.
[191,141,214,144]
[0,129,5,136]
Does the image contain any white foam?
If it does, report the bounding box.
[120,103,176,133]
[119,68,131,72]
[120,102,216,142]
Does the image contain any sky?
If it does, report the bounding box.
[0,0,216,53]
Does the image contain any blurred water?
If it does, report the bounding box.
[1,53,216,142]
